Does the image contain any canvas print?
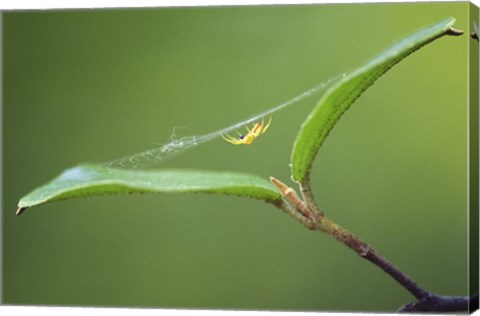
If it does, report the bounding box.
[2,2,479,313]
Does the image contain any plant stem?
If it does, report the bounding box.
[398,293,477,312]
[272,176,475,312]
[299,177,323,216]
[271,177,315,221]
[271,177,430,301]
[273,199,316,230]
[318,216,429,300]
[300,177,429,299]
[329,215,477,312]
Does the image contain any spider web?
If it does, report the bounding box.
[106,72,345,170]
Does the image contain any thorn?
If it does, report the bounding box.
[446,27,464,36]
[16,207,26,216]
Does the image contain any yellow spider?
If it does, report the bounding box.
[221,115,272,145]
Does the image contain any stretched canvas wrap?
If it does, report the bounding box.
[2,2,479,314]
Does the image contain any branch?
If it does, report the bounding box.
[271,176,474,313]
[270,177,478,312]
[398,293,478,313]
[271,177,429,301]
[317,216,429,301]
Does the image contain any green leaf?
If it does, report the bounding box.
[291,17,461,182]
[17,164,281,215]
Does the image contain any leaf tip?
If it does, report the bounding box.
[471,32,479,41]
[16,207,26,216]
[446,27,464,36]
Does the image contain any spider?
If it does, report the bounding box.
[221,115,272,145]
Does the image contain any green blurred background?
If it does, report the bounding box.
[2,2,472,312]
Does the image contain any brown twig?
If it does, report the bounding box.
[398,293,478,312]
[318,216,429,301]
[270,176,472,312]
[271,177,428,301]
